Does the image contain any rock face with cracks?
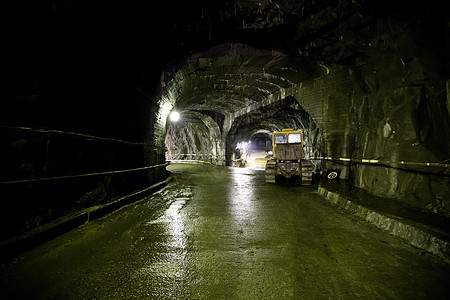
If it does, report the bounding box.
[165,111,224,163]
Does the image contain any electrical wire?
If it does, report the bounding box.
[312,157,450,168]
[0,124,144,146]
[0,164,169,185]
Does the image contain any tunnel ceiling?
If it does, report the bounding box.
[170,45,321,117]
[227,97,309,140]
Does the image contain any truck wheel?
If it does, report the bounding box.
[301,160,313,186]
[265,160,276,183]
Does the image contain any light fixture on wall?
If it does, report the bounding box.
[170,111,180,122]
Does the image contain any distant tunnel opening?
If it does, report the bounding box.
[225,97,324,172]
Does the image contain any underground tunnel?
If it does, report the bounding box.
[1,0,450,295]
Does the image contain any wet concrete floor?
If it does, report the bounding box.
[1,163,450,299]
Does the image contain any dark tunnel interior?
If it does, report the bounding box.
[1,0,449,243]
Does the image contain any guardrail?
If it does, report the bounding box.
[1,124,169,185]
[166,153,225,161]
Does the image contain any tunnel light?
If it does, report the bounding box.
[160,103,173,124]
[236,141,250,150]
[170,111,180,122]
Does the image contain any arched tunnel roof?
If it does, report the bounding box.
[165,43,323,131]
[162,44,327,164]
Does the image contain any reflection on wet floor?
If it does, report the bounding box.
[147,198,188,248]
[144,187,194,283]
[229,167,259,232]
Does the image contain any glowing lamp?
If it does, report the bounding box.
[170,111,180,122]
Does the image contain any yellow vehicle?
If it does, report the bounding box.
[265,129,312,185]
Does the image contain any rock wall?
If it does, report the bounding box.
[165,112,224,164]
[296,11,450,216]
[0,129,150,240]
[1,67,167,239]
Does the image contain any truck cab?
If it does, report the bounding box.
[265,129,312,185]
